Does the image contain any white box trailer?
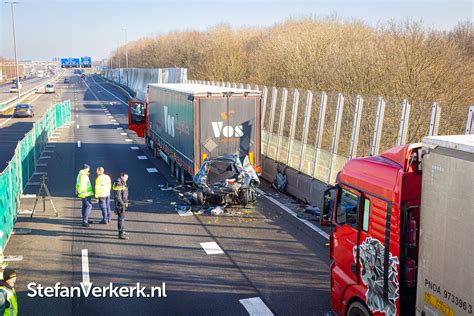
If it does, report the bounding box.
[417,135,474,316]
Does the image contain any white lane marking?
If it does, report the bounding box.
[239,297,273,316]
[40,156,51,159]
[110,119,117,122]
[113,123,119,125]
[125,139,133,142]
[34,172,47,175]
[130,146,139,150]
[27,182,40,185]
[36,163,47,167]
[43,150,54,153]
[75,108,78,111]
[0,117,13,128]
[76,114,79,118]
[81,249,91,285]
[21,194,37,199]
[76,124,80,129]
[77,141,81,148]
[146,168,158,173]
[200,242,224,255]
[120,133,127,136]
[137,156,148,160]
[17,209,33,215]
[117,127,123,130]
[256,188,329,240]
[45,145,56,148]
[89,76,129,106]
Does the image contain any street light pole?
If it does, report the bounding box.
[6,1,21,99]
[122,27,128,68]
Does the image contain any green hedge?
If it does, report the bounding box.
[0,100,71,252]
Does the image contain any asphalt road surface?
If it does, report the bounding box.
[0,76,68,171]
[4,73,332,316]
[0,76,52,104]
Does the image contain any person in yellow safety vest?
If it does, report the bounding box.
[95,167,112,224]
[76,164,94,227]
[0,268,18,316]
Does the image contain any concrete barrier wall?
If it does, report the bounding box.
[261,156,328,207]
[104,68,187,101]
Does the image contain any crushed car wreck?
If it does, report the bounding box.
[193,155,260,207]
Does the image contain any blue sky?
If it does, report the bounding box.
[0,0,472,61]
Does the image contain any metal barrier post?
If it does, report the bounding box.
[298,90,313,172]
[349,95,364,159]
[370,97,386,156]
[286,89,300,165]
[428,102,442,136]
[260,86,268,127]
[265,87,278,156]
[311,92,328,178]
[327,93,345,183]
[276,88,288,161]
[465,106,474,134]
[397,99,411,146]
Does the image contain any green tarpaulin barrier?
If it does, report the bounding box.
[0,100,71,252]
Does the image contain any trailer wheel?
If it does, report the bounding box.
[145,134,152,149]
[347,301,370,316]
[239,189,250,207]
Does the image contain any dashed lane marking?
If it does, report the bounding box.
[239,297,274,316]
[81,249,91,285]
[120,133,127,136]
[77,141,81,148]
[137,156,148,160]
[130,146,139,150]
[40,156,51,159]
[146,168,158,173]
[125,139,133,142]
[200,242,224,255]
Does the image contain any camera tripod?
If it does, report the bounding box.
[30,175,58,218]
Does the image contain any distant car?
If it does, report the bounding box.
[13,104,34,118]
[63,78,70,83]
[9,86,18,93]
[45,84,55,93]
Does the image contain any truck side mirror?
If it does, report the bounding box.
[320,185,337,226]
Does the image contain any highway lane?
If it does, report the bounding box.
[0,76,52,104]
[5,74,331,315]
[0,75,71,171]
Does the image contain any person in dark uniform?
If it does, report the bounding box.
[113,172,129,240]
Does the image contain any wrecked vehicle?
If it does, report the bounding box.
[193,155,259,206]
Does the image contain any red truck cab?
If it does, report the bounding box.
[128,100,147,138]
[325,144,422,316]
